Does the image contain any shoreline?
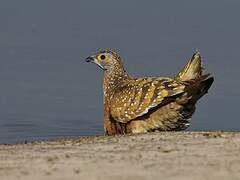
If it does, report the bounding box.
[0,132,240,180]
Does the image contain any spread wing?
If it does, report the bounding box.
[110,77,186,123]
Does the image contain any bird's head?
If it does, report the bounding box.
[85,49,123,72]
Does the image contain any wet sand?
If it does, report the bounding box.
[0,132,240,180]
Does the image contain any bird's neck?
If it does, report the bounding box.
[103,62,131,97]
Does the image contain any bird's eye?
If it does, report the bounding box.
[99,54,106,60]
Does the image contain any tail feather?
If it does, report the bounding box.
[175,52,203,81]
[175,51,214,103]
[196,77,214,100]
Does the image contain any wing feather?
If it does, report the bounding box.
[110,77,185,123]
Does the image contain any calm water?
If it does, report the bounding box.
[0,1,239,143]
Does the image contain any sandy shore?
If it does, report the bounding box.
[0,132,240,180]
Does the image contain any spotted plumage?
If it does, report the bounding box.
[85,49,214,135]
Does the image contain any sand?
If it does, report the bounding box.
[0,132,240,180]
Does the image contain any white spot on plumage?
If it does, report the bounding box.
[138,108,150,116]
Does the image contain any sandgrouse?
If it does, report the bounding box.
[85,49,214,135]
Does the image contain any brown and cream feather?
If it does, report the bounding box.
[85,49,214,135]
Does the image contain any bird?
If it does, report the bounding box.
[85,49,214,135]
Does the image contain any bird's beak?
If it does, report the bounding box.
[85,56,94,62]
[85,55,106,70]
